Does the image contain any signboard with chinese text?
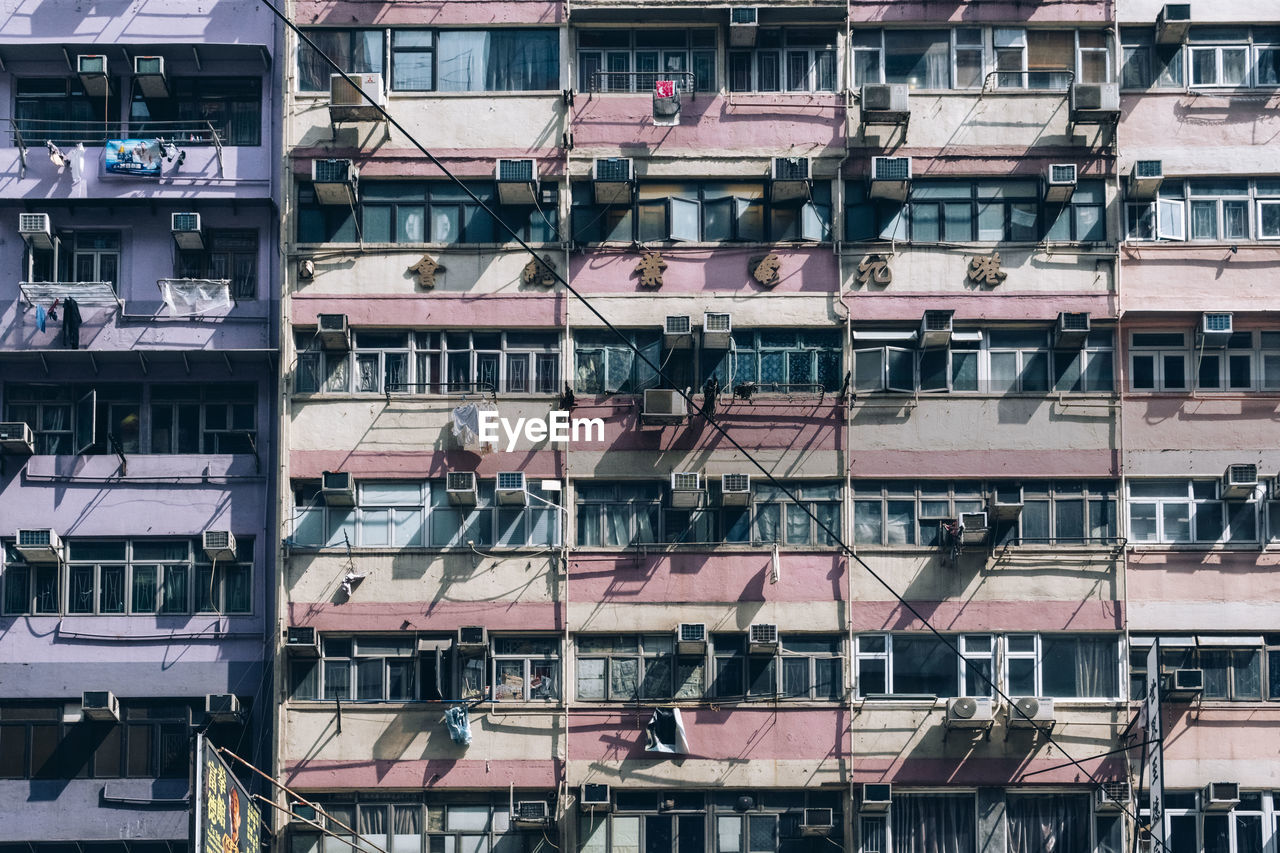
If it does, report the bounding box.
[104,139,163,177]
[193,735,263,853]
[1144,641,1165,852]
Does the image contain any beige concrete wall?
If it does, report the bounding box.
[567,758,846,789]
[1118,0,1278,23]
[1119,96,1280,177]
[568,294,839,327]
[293,251,564,295]
[1118,247,1280,313]
[567,449,843,480]
[286,553,559,605]
[852,94,1113,150]
[850,552,1121,605]
[844,246,1115,295]
[848,397,1116,453]
[566,601,846,633]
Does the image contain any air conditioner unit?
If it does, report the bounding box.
[720,474,751,506]
[321,470,356,507]
[496,471,528,505]
[580,783,611,807]
[1221,464,1259,500]
[664,315,694,350]
[703,312,732,349]
[592,158,634,205]
[1069,83,1121,124]
[1156,3,1192,44]
[1055,312,1092,348]
[1166,667,1203,700]
[0,422,35,455]
[1199,312,1233,348]
[770,156,811,202]
[446,471,478,506]
[859,783,892,813]
[671,471,705,508]
[919,309,954,349]
[290,801,320,825]
[133,55,168,98]
[77,54,111,97]
[1008,696,1056,730]
[1202,783,1240,811]
[1044,164,1078,204]
[748,623,779,654]
[286,626,320,656]
[19,213,53,250]
[457,626,487,649]
[945,696,995,728]
[988,485,1024,521]
[202,530,237,561]
[513,801,551,827]
[800,808,834,836]
[495,158,539,206]
[869,156,912,201]
[205,693,241,723]
[329,72,386,122]
[170,213,204,250]
[1129,160,1164,200]
[959,512,989,544]
[311,159,359,206]
[676,622,707,654]
[861,84,910,122]
[729,6,759,47]
[1095,782,1132,813]
[81,690,120,722]
[15,528,63,564]
[643,389,688,424]
[317,313,351,351]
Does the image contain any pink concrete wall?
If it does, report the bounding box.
[570,552,846,604]
[853,756,1125,786]
[286,758,556,789]
[1120,396,1280,452]
[1118,248,1280,314]
[294,1,562,26]
[289,450,563,480]
[1127,552,1280,603]
[288,601,561,632]
[574,400,843,452]
[850,600,1123,632]
[292,294,564,327]
[850,449,1118,479]
[1119,95,1280,152]
[570,708,848,762]
[572,94,843,150]
[570,247,837,294]
[1162,706,1280,764]
[848,294,1116,322]
[849,1,1110,24]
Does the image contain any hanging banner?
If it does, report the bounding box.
[192,736,263,853]
[1143,640,1165,852]
[104,139,163,177]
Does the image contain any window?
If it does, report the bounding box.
[294,636,417,702]
[853,481,985,547]
[1130,330,1280,393]
[176,230,259,300]
[1140,789,1269,853]
[712,633,842,700]
[1190,31,1252,88]
[574,481,841,547]
[576,634,703,701]
[491,637,559,701]
[855,326,1116,397]
[150,383,257,454]
[855,633,1120,699]
[1127,480,1259,545]
[846,179,1107,244]
[851,28,1111,90]
[577,29,716,93]
[130,77,262,146]
[298,29,384,92]
[1005,794,1091,853]
[298,180,559,244]
[291,480,560,549]
[13,78,118,146]
[858,793,975,853]
[1120,28,1185,89]
[1132,638,1274,702]
[296,330,560,396]
[573,330,661,395]
[990,481,1119,546]
[572,181,830,244]
[729,28,837,93]
[1,538,253,617]
[1128,179,1280,243]
[291,798,551,853]
[705,329,844,393]
[22,229,120,287]
[4,384,140,456]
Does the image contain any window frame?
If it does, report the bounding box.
[1126,479,1260,545]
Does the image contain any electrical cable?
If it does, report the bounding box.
[258,0,1154,841]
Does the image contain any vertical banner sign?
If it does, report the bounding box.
[1144,641,1165,853]
[193,736,263,853]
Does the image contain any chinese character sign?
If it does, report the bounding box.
[193,736,262,853]
[1144,641,1165,853]
[104,139,163,177]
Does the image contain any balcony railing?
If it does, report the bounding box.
[589,70,699,95]
[8,119,224,177]
[19,281,119,309]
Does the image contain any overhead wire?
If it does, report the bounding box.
[257,0,1155,842]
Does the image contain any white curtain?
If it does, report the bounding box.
[1006,795,1089,853]
[893,794,975,853]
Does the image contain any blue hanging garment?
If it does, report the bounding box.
[35,305,47,332]
[444,705,472,746]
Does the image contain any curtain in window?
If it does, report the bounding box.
[604,347,635,393]
[437,30,557,92]
[604,504,631,545]
[892,794,975,853]
[1006,794,1089,853]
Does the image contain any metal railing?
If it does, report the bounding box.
[7,118,225,176]
[382,381,499,402]
[589,70,699,96]
[980,69,1076,94]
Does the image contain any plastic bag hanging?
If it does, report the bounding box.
[645,707,689,754]
[444,704,472,746]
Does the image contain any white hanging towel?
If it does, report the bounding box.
[451,402,481,447]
